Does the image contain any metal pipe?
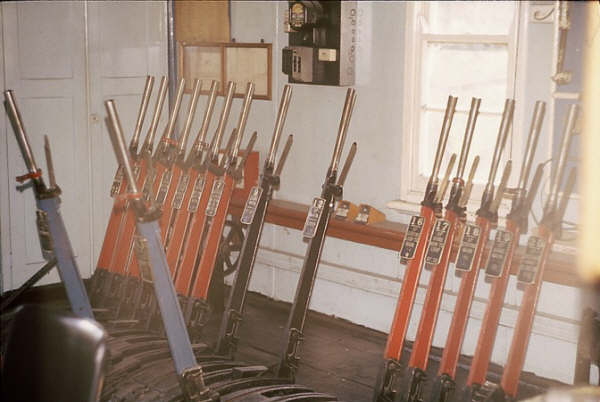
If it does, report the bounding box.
[192,80,218,154]
[177,79,202,154]
[337,142,357,187]
[163,78,186,141]
[130,76,154,153]
[210,81,236,160]
[556,167,576,222]
[518,101,546,191]
[456,98,481,179]
[485,99,515,190]
[143,76,168,150]
[105,100,139,195]
[231,82,255,160]
[524,163,544,212]
[431,96,458,180]
[4,90,39,174]
[544,103,578,215]
[267,85,293,167]
[329,88,357,173]
[238,131,258,170]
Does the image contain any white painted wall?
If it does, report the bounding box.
[0,0,583,385]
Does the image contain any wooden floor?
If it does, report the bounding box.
[1,284,564,401]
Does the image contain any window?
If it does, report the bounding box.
[398,1,523,211]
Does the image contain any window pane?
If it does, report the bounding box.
[423,42,509,112]
[427,1,516,35]
[419,110,509,185]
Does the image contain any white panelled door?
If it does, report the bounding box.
[2,1,89,289]
[1,1,167,292]
[87,0,167,268]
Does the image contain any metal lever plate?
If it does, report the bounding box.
[485,229,513,277]
[517,235,544,284]
[155,170,173,205]
[206,178,225,217]
[110,166,124,197]
[173,174,190,210]
[302,197,326,239]
[400,216,425,260]
[455,224,481,272]
[241,186,263,225]
[188,175,206,212]
[425,219,450,265]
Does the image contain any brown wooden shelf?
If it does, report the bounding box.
[228,197,580,288]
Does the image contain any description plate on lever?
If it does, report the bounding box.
[302,197,326,239]
[155,170,173,205]
[241,186,263,225]
[485,229,513,277]
[425,219,450,265]
[400,216,425,260]
[110,166,124,197]
[455,224,481,272]
[206,178,225,217]
[142,171,156,202]
[172,174,190,210]
[517,236,544,284]
[188,175,205,212]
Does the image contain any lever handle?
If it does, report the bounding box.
[329,88,357,173]
[267,85,293,167]
[337,142,357,187]
[105,100,140,196]
[274,135,294,177]
[231,82,255,160]
[556,167,576,224]
[435,153,457,205]
[43,135,57,189]
[490,160,512,213]
[130,76,154,153]
[524,163,544,213]
[192,80,219,154]
[486,99,515,190]
[210,81,236,160]
[431,95,458,181]
[177,79,202,154]
[456,98,481,179]
[518,101,546,191]
[4,90,39,175]
[544,104,578,215]
[237,131,258,170]
[459,156,480,207]
[143,76,168,151]
[162,78,186,142]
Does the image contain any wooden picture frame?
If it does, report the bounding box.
[178,41,272,100]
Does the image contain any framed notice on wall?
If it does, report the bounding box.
[178,42,272,100]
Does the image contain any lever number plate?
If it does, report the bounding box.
[425,219,450,265]
[400,216,425,260]
[133,235,153,283]
[241,186,263,225]
[36,210,54,261]
[188,175,205,212]
[485,229,513,277]
[206,178,225,217]
[142,171,155,202]
[517,236,545,284]
[172,174,190,210]
[455,224,481,272]
[303,197,326,238]
[155,170,173,205]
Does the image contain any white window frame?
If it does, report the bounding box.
[394,2,527,216]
